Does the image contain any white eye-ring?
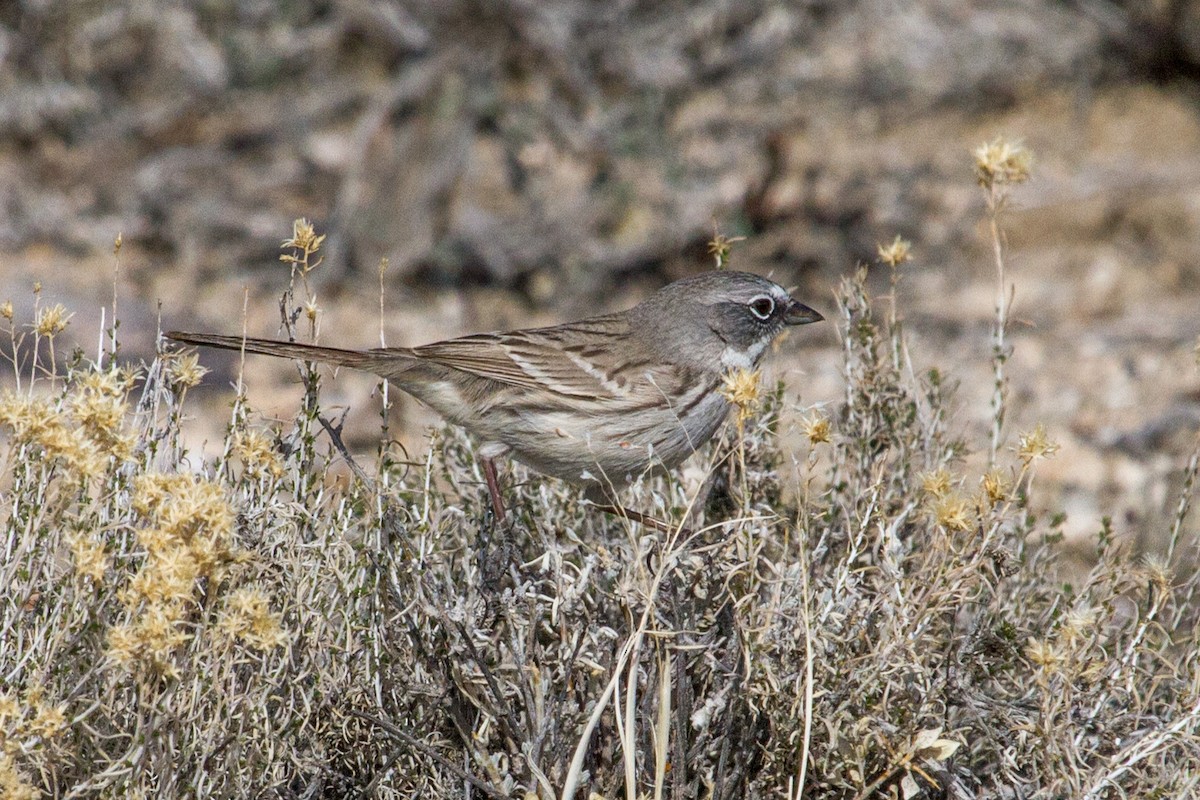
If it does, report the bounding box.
[748,295,775,320]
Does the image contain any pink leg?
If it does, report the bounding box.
[483,458,507,520]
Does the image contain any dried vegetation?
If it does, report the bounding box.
[2,152,1200,799]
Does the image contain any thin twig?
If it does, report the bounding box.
[346,709,509,800]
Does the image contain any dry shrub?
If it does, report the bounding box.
[2,224,1199,798]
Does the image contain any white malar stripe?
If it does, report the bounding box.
[720,338,769,371]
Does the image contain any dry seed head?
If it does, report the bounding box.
[137,612,192,673]
[720,368,762,423]
[877,235,912,268]
[0,692,18,725]
[1017,424,1060,464]
[0,393,57,440]
[282,217,325,256]
[921,468,953,499]
[1059,607,1098,645]
[0,393,104,477]
[304,298,320,323]
[78,367,135,397]
[1024,637,1064,672]
[217,587,289,650]
[132,473,185,517]
[132,525,176,558]
[29,702,67,739]
[933,493,973,532]
[34,303,70,337]
[981,468,1011,506]
[0,752,38,800]
[127,549,200,606]
[68,534,109,583]
[801,411,831,444]
[135,473,234,536]
[0,300,11,321]
[129,473,237,594]
[707,230,745,269]
[70,372,134,457]
[234,429,284,479]
[1140,553,1172,591]
[974,138,1032,187]
[105,623,139,669]
[166,352,209,389]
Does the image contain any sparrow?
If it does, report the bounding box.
[167,270,823,526]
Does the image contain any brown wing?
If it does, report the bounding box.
[409,314,645,399]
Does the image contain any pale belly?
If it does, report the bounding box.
[497,392,731,488]
[402,374,732,489]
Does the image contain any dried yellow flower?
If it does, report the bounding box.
[0,692,19,725]
[1024,638,1064,672]
[131,549,200,606]
[877,235,912,267]
[0,392,105,477]
[0,393,53,439]
[29,702,67,738]
[69,534,108,583]
[166,352,209,389]
[801,412,831,445]
[0,752,39,800]
[1141,553,1173,591]
[281,218,325,265]
[974,138,1032,188]
[921,468,952,499]
[107,605,193,676]
[1017,424,1060,465]
[707,231,746,269]
[234,429,284,479]
[0,300,12,320]
[933,493,973,532]
[70,369,135,460]
[720,368,762,424]
[80,368,133,397]
[981,468,1011,506]
[129,472,237,601]
[34,303,70,337]
[1058,607,1098,646]
[217,587,289,650]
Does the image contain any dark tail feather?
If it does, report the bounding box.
[165,331,382,371]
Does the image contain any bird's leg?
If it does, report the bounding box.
[592,503,692,538]
[482,457,507,520]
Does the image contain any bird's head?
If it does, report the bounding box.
[634,271,823,371]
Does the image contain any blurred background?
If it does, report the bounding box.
[2,0,1199,549]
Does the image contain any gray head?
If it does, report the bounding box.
[630,270,823,371]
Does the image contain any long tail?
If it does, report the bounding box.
[165,331,391,373]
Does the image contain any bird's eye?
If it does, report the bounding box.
[748,296,775,320]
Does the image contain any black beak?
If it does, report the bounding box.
[784,298,824,326]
